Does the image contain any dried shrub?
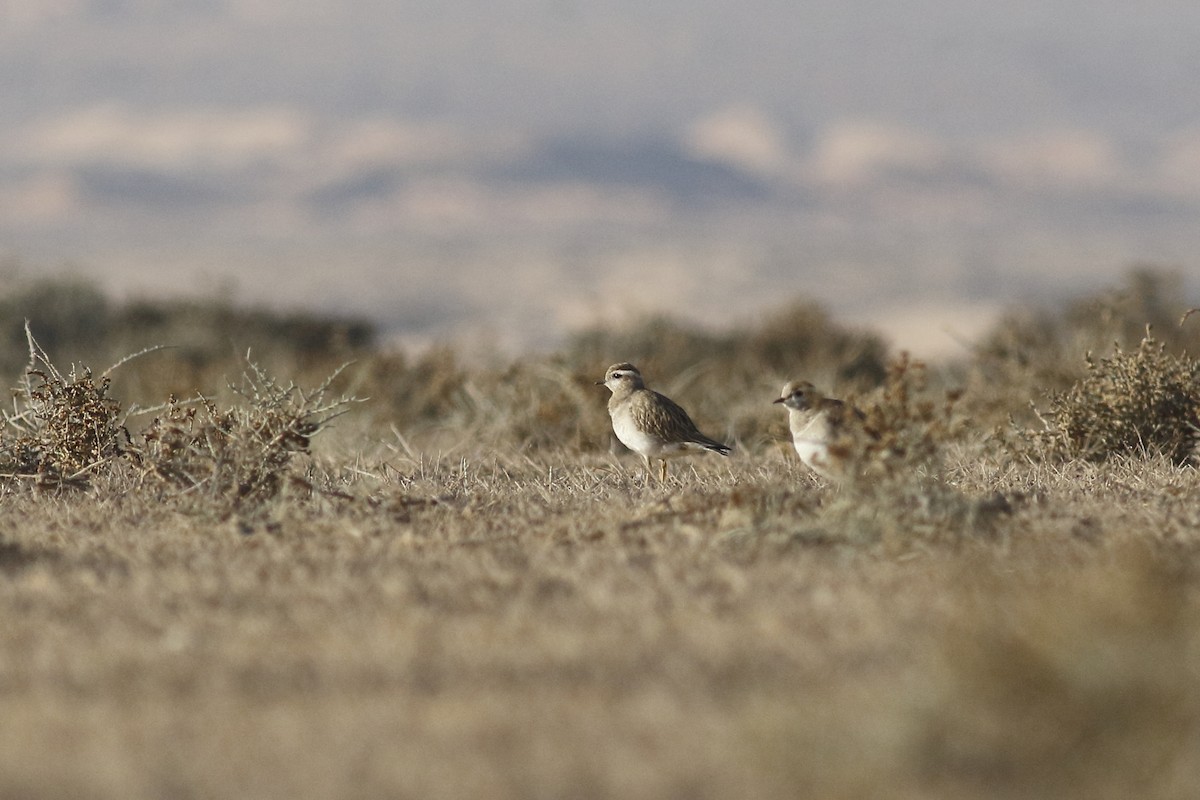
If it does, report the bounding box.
[852,355,963,485]
[1033,332,1200,464]
[0,324,124,488]
[804,355,964,496]
[134,360,358,515]
[965,267,1199,428]
[817,356,989,545]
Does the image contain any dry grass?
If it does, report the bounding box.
[1,455,1198,800]
[1,268,1200,799]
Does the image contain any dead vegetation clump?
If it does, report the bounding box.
[0,326,125,488]
[964,267,1197,428]
[1031,331,1200,465]
[0,325,358,516]
[811,356,988,545]
[134,361,358,517]
[850,355,963,487]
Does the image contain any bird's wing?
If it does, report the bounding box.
[636,391,729,451]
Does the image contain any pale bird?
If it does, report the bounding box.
[774,380,868,481]
[598,362,732,481]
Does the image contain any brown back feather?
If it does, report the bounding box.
[632,390,730,453]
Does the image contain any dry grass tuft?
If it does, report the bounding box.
[134,360,358,517]
[963,267,1198,429]
[1032,331,1200,464]
[850,354,963,485]
[0,323,124,487]
[0,321,358,516]
[814,355,985,546]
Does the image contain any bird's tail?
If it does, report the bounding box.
[696,437,732,456]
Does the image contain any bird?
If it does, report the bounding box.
[598,362,732,481]
[774,380,869,481]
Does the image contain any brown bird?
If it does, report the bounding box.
[774,380,868,481]
[598,362,732,481]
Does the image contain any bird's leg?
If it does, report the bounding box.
[659,459,667,483]
[642,455,654,485]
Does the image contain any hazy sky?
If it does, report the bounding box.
[4,0,1200,352]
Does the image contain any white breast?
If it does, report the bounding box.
[793,438,832,473]
[611,406,663,457]
[790,411,837,478]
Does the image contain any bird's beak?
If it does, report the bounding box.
[595,380,606,386]
[772,397,785,404]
